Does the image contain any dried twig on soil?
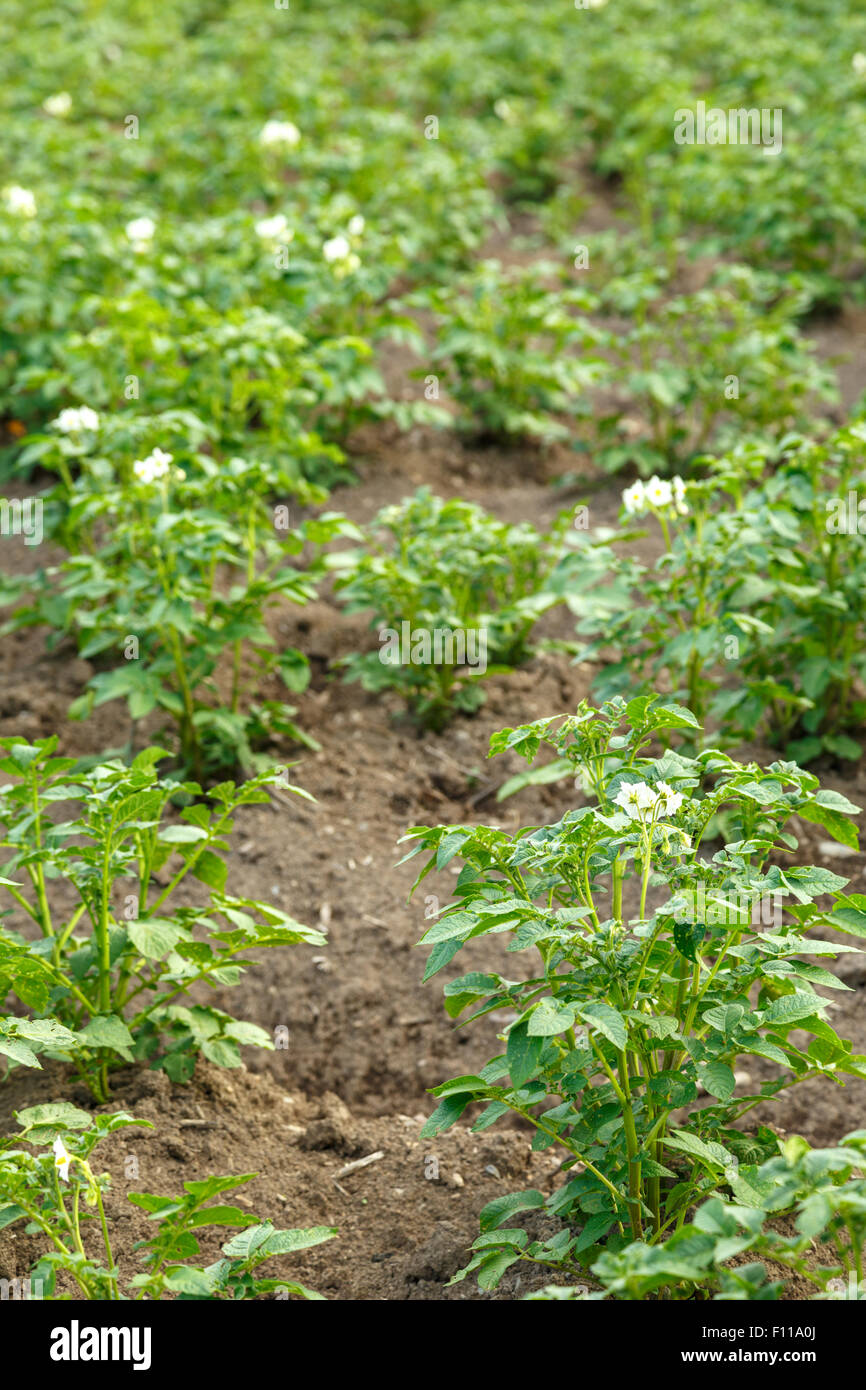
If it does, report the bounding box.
[334,1151,386,1181]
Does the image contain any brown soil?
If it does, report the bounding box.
[0,1062,564,1301]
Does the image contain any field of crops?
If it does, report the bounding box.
[1,0,866,1331]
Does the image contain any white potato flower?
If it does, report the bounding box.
[672,475,688,514]
[52,406,100,433]
[645,475,673,509]
[255,213,293,243]
[53,1138,72,1182]
[323,234,351,263]
[133,447,173,484]
[655,780,685,816]
[43,92,72,117]
[347,214,365,236]
[126,216,155,251]
[622,480,647,516]
[323,234,360,276]
[853,52,866,77]
[259,119,301,148]
[614,782,657,818]
[2,185,37,218]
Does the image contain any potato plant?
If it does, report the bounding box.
[564,423,866,764]
[0,738,323,1101]
[404,698,865,1283]
[3,444,360,779]
[334,489,570,729]
[0,1103,334,1301]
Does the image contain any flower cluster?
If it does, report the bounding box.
[52,406,100,434]
[42,92,72,117]
[2,185,37,218]
[259,118,301,148]
[255,212,293,247]
[613,779,685,820]
[126,216,155,252]
[323,216,364,277]
[622,475,687,517]
[132,447,173,484]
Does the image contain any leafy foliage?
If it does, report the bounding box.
[0,738,323,1099]
[405,697,864,1285]
[0,1105,334,1300]
[335,489,570,728]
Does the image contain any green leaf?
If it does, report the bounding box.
[479,1189,546,1232]
[506,1019,544,1086]
[823,734,862,761]
[221,1223,274,1258]
[0,1038,39,1067]
[77,1015,135,1060]
[422,937,462,981]
[699,1061,736,1102]
[259,1226,337,1256]
[799,799,859,851]
[762,992,827,1027]
[16,1102,92,1138]
[497,757,571,802]
[744,1039,790,1067]
[183,1174,258,1201]
[127,917,185,960]
[649,1070,697,1106]
[829,906,866,939]
[663,1130,734,1169]
[577,1002,627,1051]
[430,1074,488,1097]
[702,1003,745,1035]
[8,744,41,771]
[159,825,209,844]
[528,997,577,1037]
[0,1205,26,1230]
[162,1266,218,1296]
[420,1094,470,1138]
[188,1206,258,1231]
[436,832,468,870]
[201,1037,242,1068]
[420,910,477,945]
[674,920,706,962]
[645,702,701,732]
[191,849,228,892]
[477,1248,522,1290]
